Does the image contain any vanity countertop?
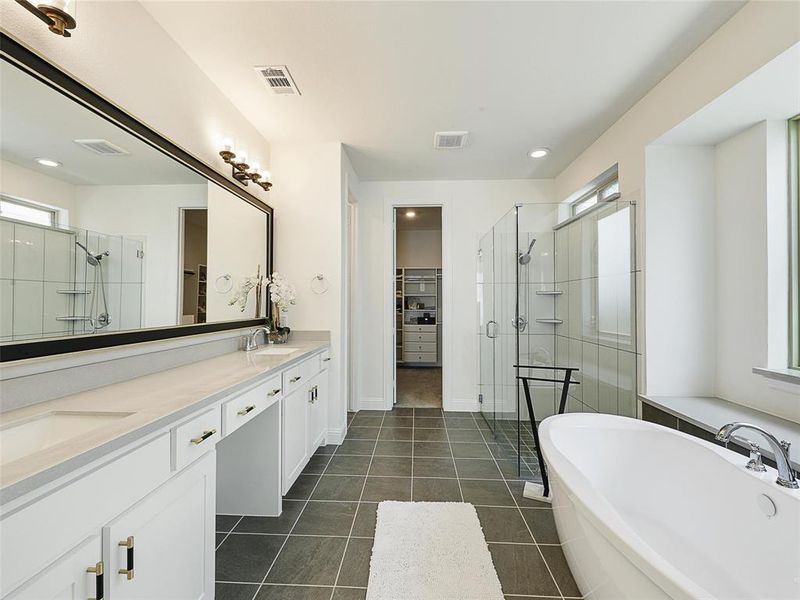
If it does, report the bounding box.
[0,340,329,504]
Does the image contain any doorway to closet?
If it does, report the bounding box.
[394,207,442,408]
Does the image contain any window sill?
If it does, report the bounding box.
[752,366,800,386]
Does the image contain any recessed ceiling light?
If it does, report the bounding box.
[34,157,61,167]
[405,210,416,218]
[528,148,550,159]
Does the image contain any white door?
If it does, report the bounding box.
[306,372,327,455]
[6,535,102,600]
[282,386,309,494]
[104,452,215,600]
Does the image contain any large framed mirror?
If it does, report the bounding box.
[0,34,273,361]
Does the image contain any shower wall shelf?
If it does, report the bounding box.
[535,318,563,324]
[535,290,562,296]
[57,289,91,294]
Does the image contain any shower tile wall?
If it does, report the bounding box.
[553,201,638,418]
[0,218,144,341]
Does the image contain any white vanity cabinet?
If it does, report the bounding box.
[6,535,102,600]
[281,351,330,494]
[104,452,215,600]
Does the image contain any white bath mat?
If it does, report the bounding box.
[367,501,504,600]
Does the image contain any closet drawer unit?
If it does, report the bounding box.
[222,375,282,436]
[171,408,221,471]
[403,351,437,363]
[405,332,436,343]
[403,341,436,353]
[403,324,436,333]
[319,349,332,371]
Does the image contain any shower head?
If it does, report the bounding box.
[518,238,537,265]
[75,241,108,266]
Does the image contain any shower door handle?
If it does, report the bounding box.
[485,320,498,339]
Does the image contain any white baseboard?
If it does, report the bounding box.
[444,398,480,413]
[326,426,346,445]
[357,397,388,411]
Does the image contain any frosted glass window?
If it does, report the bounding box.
[573,194,598,215]
[0,198,55,227]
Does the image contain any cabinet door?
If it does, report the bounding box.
[104,452,215,600]
[7,534,102,600]
[282,386,309,494]
[306,372,328,455]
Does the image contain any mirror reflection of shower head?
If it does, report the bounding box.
[518,238,537,265]
[75,240,109,266]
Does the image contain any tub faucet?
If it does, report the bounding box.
[716,422,798,489]
[245,326,271,351]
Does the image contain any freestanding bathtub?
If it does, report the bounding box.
[539,414,800,600]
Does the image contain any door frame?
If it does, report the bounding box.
[383,198,453,411]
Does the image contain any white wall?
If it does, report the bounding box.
[396,229,442,268]
[74,184,208,328]
[206,182,268,322]
[644,146,716,396]
[356,179,555,410]
[714,122,797,422]
[0,160,76,223]
[0,1,272,205]
[270,142,346,439]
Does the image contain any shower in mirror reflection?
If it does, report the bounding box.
[75,240,111,331]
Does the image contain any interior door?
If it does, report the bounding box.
[478,230,496,431]
[104,452,215,600]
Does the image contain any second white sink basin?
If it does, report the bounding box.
[0,411,134,466]
[254,347,299,356]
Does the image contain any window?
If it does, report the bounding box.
[0,196,57,227]
[571,176,619,217]
[790,116,800,370]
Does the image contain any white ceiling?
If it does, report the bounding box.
[396,207,441,231]
[654,43,800,146]
[143,1,745,181]
[0,61,205,186]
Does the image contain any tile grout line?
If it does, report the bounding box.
[214,515,244,551]
[442,410,464,501]
[327,408,385,600]
[410,408,415,499]
[469,411,567,600]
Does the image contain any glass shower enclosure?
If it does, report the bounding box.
[478,198,639,480]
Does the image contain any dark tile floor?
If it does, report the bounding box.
[215,409,581,600]
[395,367,442,408]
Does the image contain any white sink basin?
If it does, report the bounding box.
[0,411,133,465]
[254,347,299,356]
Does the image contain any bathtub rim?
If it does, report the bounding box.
[539,413,799,600]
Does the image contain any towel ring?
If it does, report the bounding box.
[310,274,329,295]
[214,274,232,294]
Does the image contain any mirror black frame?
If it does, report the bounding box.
[0,32,273,362]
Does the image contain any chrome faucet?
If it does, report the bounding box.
[716,422,798,489]
[245,326,271,352]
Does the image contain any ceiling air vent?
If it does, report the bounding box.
[434,131,469,150]
[74,139,129,156]
[255,65,301,95]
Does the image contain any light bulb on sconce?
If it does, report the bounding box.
[218,139,271,191]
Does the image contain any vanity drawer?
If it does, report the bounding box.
[403,325,436,333]
[403,351,437,363]
[171,408,221,471]
[283,356,319,394]
[405,332,436,343]
[319,349,332,371]
[403,341,436,353]
[222,375,282,437]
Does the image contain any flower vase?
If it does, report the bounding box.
[269,303,289,344]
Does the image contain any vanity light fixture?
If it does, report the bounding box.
[15,0,76,37]
[34,157,61,167]
[528,148,550,159]
[218,140,272,191]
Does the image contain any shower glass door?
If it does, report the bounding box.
[478,229,496,429]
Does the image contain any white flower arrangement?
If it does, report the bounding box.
[268,272,297,310]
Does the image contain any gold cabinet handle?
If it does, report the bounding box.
[118,536,134,580]
[290,376,301,383]
[268,388,281,396]
[237,405,255,416]
[86,560,104,599]
[190,429,217,445]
